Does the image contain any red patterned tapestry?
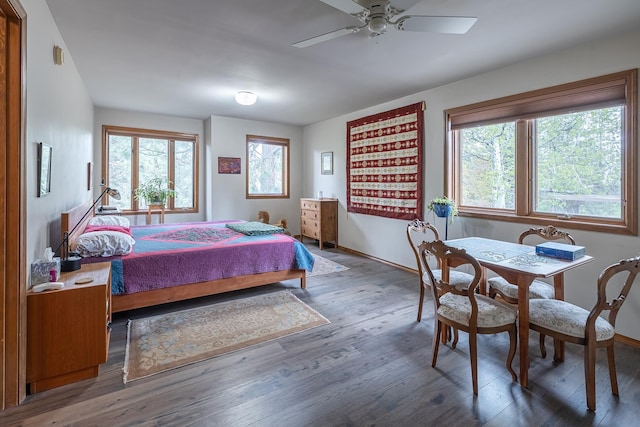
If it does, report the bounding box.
[347,102,424,220]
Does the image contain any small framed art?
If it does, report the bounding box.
[321,151,333,175]
[37,142,52,197]
[218,157,241,174]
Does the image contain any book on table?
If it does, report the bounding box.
[535,241,586,260]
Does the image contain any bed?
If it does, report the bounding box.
[61,201,313,313]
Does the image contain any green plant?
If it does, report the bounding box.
[428,196,458,223]
[134,177,176,205]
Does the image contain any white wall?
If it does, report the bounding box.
[303,28,640,340]
[24,0,94,277]
[206,116,304,231]
[93,108,205,226]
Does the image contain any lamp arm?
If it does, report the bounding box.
[53,187,111,257]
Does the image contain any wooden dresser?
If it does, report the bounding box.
[300,198,338,250]
[27,262,112,393]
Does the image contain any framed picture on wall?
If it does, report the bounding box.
[321,151,333,175]
[37,142,52,197]
[218,157,241,174]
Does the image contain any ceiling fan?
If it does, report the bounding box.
[293,0,477,48]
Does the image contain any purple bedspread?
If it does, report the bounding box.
[83,220,313,295]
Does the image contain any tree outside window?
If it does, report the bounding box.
[246,135,290,199]
[103,125,198,213]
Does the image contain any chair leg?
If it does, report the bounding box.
[584,342,597,412]
[417,283,425,322]
[469,330,478,395]
[606,344,619,396]
[452,328,459,349]
[539,333,547,358]
[506,326,518,382]
[431,320,441,368]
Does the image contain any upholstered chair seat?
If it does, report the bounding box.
[488,277,555,301]
[439,293,518,328]
[529,299,615,341]
[426,270,475,290]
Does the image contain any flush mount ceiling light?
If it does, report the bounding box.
[235,91,257,106]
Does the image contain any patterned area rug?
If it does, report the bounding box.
[123,291,329,383]
[307,254,350,277]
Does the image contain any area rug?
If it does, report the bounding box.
[123,291,329,383]
[307,254,350,277]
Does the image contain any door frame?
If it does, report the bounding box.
[1,0,26,409]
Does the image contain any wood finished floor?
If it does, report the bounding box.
[2,244,640,426]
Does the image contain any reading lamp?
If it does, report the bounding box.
[56,187,121,272]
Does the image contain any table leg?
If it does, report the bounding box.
[518,274,534,388]
[552,274,565,362]
[440,259,451,344]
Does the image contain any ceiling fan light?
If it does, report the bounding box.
[235,91,257,106]
[368,16,387,34]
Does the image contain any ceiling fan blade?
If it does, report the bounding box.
[389,0,422,13]
[292,26,362,48]
[320,0,367,15]
[396,15,477,34]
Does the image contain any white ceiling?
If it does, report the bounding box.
[46,0,640,126]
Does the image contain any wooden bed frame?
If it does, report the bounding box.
[61,202,306,313]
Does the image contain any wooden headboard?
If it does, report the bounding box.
[60,200,94,249]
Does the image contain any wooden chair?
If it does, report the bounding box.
[528,256,640,412]
[419,240,518,395]
[406,219,473,321]
[488,225,576,304]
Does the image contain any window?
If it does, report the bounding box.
[102,125,199,213]
[246,134,290,199]
[446,69,637,234]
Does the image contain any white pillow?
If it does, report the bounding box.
[75,231,135,257]
[88,215,130,227]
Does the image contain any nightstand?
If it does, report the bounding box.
[27,262,112,393]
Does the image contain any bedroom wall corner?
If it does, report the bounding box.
[24,0,94,280]
[208,115,304,230]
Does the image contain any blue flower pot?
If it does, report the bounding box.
[432,203,452,218]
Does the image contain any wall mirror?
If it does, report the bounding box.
[37,142,52,197]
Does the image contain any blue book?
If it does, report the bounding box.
[535,241,585,261]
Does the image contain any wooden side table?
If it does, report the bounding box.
[27,262,112,393]
[147,203,165,224]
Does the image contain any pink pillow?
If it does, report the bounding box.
[84,225,133,237]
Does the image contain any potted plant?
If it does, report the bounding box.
[134,177,176,206]
[428,196,458,223]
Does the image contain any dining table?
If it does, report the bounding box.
[443,236,594,388]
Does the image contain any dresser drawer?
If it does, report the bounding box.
[301,218,319,232]
[301,209,319,220]
[301,199,320,211]
[301,223,319,239]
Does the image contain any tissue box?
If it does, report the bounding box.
[535,242,585,261]
[30,258,61,286]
